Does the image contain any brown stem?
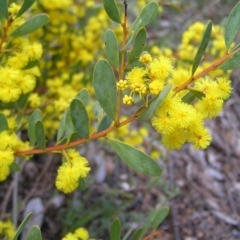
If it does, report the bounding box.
[0,17,13,53]
[173,50,237,93]
[142,230,164,240]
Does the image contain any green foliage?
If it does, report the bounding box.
[109,138,162,176]
[224,1,240,50]
[130,1,159,30]
[0,113,8,132]
[220,50,240,70]
[16,0,36,18]
[192,20,212,76]
[75,89,89,107]
[128,27,147,64]
[93,59,117,120]
[104,29,119,68]
[28,109,43,146]
[12,213,32,240]
[110,218,121,240]
[70,99,89,139]
[10,14,49,37]
[0,0,8,19]
[182,90,205,103]
[103,0,121,24]
[26,226,42,240]
[35,120,46,150]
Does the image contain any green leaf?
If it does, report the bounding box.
[104,29,119,68]
[12,212,32,240]
[140,209,157,238]
[93,59,117,120]
[130,1,159,30]
[132,228,143,240]
[57,110,68,143]
[109,138,162,176]
[97,114,112,132]
[92,102,103,121]
[139,84,172,121]
[182,90,205,103]
[23,60,39,69]
[35,121,46,150]
[152,206,170,231]
[26,226,42,240]
[78,178,86,190]
[0,113,8,132]
[70,99,89,139]
[0,0,8,19]
[224,1,240,50]
[28,109,43,146]
[103,0,121,24]
[110,218,121,240]
[10,162,21,172]
[65,109,75,142]
[16,93,29,110]
[192,20,212,76]
[219,50,240,70]
[16,0,36,18]
[75,89,89,107]
[128,27,147,64]
[10,14,49,37]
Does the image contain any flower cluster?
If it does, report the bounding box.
[56,149,91,194]
[118,54,173,105]
[0,219,15,239]
[62,227,90,240]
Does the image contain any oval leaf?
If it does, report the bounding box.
[97,114,112,132]
[152,206,170,230]
[65,109,75,142]
[103,0,121,24]
[92,102,104,121]
[132,228,143,240]
[139,84,172,121]
[26,226,42,240]
[70,99,89,139]
[16,0,36,18]
[0,0,8,19]
[35,121,46,150]
[109,139,162,176]
[0,113,8,132]
[110,218,121,240]
[75,89,89,107]
[192,20,212,76]
[12,213,32,240]
[93,59,117,120]
[128,27,147,64]
[10,14,49,37]
[130,1,159,30]
[28,109,43,146]
[219,50,240,70]
[10,162,21,173]
[57,109,68,143]
[182,90,205,103]
[224,2,240,50]
[104,29,119,68]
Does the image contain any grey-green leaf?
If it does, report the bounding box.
[10,162,21,173]
[0,113,8,132]
[0,0,8,19]
[103,0,121,24]
[12,213,32,240]
[152,206,170,231]
[10,14,49,37]
[70,99,89,139]
[128,27,147,64]
[75,89,89,107]
[110,218,121,240]
[65,109,75,142]
[16,0,36,18]
[97,114,112,132]
[93,59,117,120]
[57,109,68,143]
[35,121,46,150]
[139,84,172,121]
[182,90,205,103]
[104,29,119,68]
[224,1,240,50]
[192,20,212,76]
[109,138,162,176]
[28,109,43,146]
[219,50,240,70]
[26,226,42,240]
[132,228,143,240]
[92,102,104,121]
[130,1,159,30]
